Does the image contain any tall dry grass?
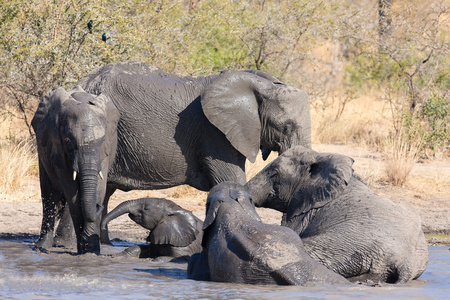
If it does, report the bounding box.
[0,141,37,193]
[311,92,390,148]
[383,128,422,187]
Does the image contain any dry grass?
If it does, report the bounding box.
[311,92,390,148]
[0,140,37,193]
[382,128,422,187]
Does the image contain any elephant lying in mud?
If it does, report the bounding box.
[101,198,202,259]
[187,182,349,286]
[246,146,429,284]
[31,86,120,254]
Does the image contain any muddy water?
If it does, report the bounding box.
[0,235,449,300]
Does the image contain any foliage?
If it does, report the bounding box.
[416,93,449,157]
[343,0,450,159]
[0,0,336,135]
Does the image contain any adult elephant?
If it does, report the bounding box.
[71,62,311,253]
[32,86,120,254]
[246,146,429,284]
[187,182,349,285]
[101,197,203,259]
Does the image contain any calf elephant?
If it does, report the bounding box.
[56,62,311,253]
[188,182,349,286]
[101,198,203,259]
[31,86,120,254]
[246,146,429,284]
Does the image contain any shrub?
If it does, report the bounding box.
[419,93,450,157]
[383,125,422,186]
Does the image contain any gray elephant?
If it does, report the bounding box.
[31,86,120,254]
[101,198,203,259]
[187,182,349,286]
[56,61,311,253]
[246,146,429,284]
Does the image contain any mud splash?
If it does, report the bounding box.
[0,235,449,299]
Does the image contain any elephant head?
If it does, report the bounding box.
[201,70,311,163]
[101,198,200,247]
[32,85,119,253]
[246,146,354,218]
[202,182,261,246]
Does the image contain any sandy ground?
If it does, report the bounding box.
[0,143,449,246]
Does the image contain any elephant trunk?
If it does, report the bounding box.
[245,174,272,208]
[77,164,103,254]
[80,166,102,223]
[101,199,139,230]
[246,172,290,213]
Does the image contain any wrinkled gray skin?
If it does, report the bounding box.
[101,198,203,259]
[31,86,119,254]
[63,62,311,253]
[246,146,429,284]
[188,182,349,286]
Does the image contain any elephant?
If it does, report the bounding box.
[100,197,203,259]
[55,61,311,253]
[31,86,120,254]
[245,146,429,284]
[187,182,349,286]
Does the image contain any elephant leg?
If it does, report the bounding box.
[100,186,116,245]
[54,202,76,249]
[202,151,247,187]
[35,171,62,251]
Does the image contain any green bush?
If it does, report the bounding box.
[419,93,450,156]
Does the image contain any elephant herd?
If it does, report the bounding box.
[31,62,428,286]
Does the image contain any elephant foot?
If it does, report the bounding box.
[35,234,54,252]
[53,235,77,250]
[33,245,51,254]
[78,234,101,255]
[100,235,113,246]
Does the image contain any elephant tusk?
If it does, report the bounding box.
[99,171,104,180]
[73,171,77,181]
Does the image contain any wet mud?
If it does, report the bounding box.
[1,234,449,299]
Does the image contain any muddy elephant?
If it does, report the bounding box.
[55,62,311,253]
[31,86,120,254]
[187,182,349,286]
[101,198,203,259]
[246,146,429,284]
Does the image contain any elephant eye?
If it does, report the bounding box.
[269,172,280,183]
[283,122,295,135]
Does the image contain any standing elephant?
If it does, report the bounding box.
[188,182,349,286]
[101,198,203,259]
[246,146,429,284]
[31,86,120,254]
[65,62,311,253]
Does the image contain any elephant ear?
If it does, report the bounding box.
[149,210,199,247]
[31,87,71,131]
[201,195,224,248]
[202,197,223,232]
[287,152,354,221]
[201,71,273,163]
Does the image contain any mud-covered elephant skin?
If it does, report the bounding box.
[31,86,120,254]
[74,62,311,252]
[101,198,203,259]
[187,182,349,286]
[246,146,429,284]
[78,62,311,191]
